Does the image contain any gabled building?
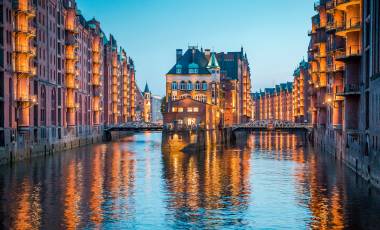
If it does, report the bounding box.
[164,47,223,130]
[293,60,310,123]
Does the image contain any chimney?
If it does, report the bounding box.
[204,49,211,60]
[176,49,182,63]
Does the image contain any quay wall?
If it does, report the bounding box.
[313,128,380,190]
[0,129,132,165]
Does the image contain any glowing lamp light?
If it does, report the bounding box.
[30,95,38,105]
[75,103,80,109]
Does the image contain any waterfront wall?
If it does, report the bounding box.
[313,128,380,190]
[0,129,132,165]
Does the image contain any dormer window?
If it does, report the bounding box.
[188,63,199,74]
[176,64,182,74]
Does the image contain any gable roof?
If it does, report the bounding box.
[144,82,150,93]
[207,52,220,69]
[167,48,211,75]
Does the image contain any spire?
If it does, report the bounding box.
[144,82,150,93]
[207,52,220,69]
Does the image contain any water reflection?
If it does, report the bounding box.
[161,132,251,228]
[0,131,379,229]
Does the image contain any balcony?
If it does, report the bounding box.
[13,24,36,36]
[327,63,345,73]
[336,0,361,10]
[13,1,36,17]
[14,64,36,76]
[336,17,361,36]
[335,46,361,61]
[343,83,360,95]
[14,44,35,56]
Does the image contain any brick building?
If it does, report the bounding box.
[251,83,293,122]
[307,0,380,187]
[0,0,137,162]
[163,46,253,130]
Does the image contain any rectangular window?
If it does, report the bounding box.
[172,107,177,112]
[193,107,199,112]
[188,107,193,112]
[178,107,183,112]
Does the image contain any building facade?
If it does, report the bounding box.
[307,0,380,188]
[163,46,253,130]
[0,0,137,163]
[293,60,311,123]
[251,83,293,122]
[163,47,223,130]
[151,95,163,124]
[216,48,253,125]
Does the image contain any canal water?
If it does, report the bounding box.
[0,132,380,229]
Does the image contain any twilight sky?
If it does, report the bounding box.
[77,0,315,96]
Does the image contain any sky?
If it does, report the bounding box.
[77,0,315,96]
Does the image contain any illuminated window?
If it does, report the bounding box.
[188,107,193,112]
[178,107,183,112]
[172,107,177,112]
[201,96,207,103]
[194,107,199,112]
[171,82,177,90]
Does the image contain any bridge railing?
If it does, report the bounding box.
[105,122,163,130]
[232,120,311,130]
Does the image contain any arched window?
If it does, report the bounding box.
[51,88,56,125]
[195,81,200,90]
[40,85,46,124]
[187,81,192,90]
[202,81,208,91]
[171,81,177,90]
[180,81,186,90]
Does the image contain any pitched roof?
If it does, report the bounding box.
[167,48,210,75]
[207,52,220,69]
[144,82,150,93]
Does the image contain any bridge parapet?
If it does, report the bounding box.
[232,119,311,131]
[105,122,163,132]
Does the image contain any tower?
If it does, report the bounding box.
[143,82,152,122]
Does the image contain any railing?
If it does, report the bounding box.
[346,17,361,30]
[336,0,359,6]
[13,1,36,16]
[335,46,361,59]
[14,65,36,76]
[233,120,311,130]
[14,44,35,55]
[13,24,36,35]
[344,83,360,94]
